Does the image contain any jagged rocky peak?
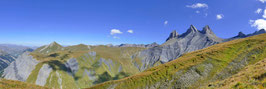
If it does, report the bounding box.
[237,32,246,37]
[166,30,179,41]
[180,25,199,37]
[188,25,199,32]
[201,25,214,34]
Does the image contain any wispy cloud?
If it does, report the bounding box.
[255,8,262,14]
[216,14,224,20]
[110,29,122,35]
[186,3,208,9]
[164,21,168,25]
[259,0,266,3]
[127,30,133,33]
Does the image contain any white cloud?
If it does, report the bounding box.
[110,29,122,35]
[250,19,266,30]
[186,3,208,9]
[255,8,262,14]
[263,9,266,18]
[127,30,133,33]
[216,14,224,20]
[164,21,168,25]
[259,0,266,3]
[196,11,200,13]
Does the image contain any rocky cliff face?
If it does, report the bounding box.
[136,25,223,71]
[2,52,39,81]
[0,50,15,72]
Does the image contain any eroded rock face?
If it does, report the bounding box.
[84,69,97,81]
[64,58,79,74]
[2,52,39,81]
[0,44,33,72]
[137,25,223,71]
[35,64,53,86]
[99,58,114,72]
[0,53,15,72]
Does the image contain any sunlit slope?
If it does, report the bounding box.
[87,33,266,89]
[0,79,51,89]
[202,58,266,89]
[26,44,145,89]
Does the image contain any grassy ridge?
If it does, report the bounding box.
[87,33,266,89]
[0,79,51,89]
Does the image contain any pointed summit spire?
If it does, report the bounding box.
[202,25,214,34]
[188,25,198,32]
[166,30,179,41]
[179,25,200,37]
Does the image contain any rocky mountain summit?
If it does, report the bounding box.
[133,25,265,71]
[166,30,179,41]
[34,41,64,54]
[135,25,224,71]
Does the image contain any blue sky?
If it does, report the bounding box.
[0,0,265,46]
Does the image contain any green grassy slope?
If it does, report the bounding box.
[202,58,266,89]
[0,79,51,89]
[87,33,266,89]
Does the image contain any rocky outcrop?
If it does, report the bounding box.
[99,58,114,72]
[0,51,15,72]
[2,52,39,81]
[35,64,53,86]
[84,69,97,81]
[64,58,79,74]
[137,25,223,71]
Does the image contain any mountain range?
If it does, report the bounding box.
[0,44,33,72]
[0,25,265,89]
